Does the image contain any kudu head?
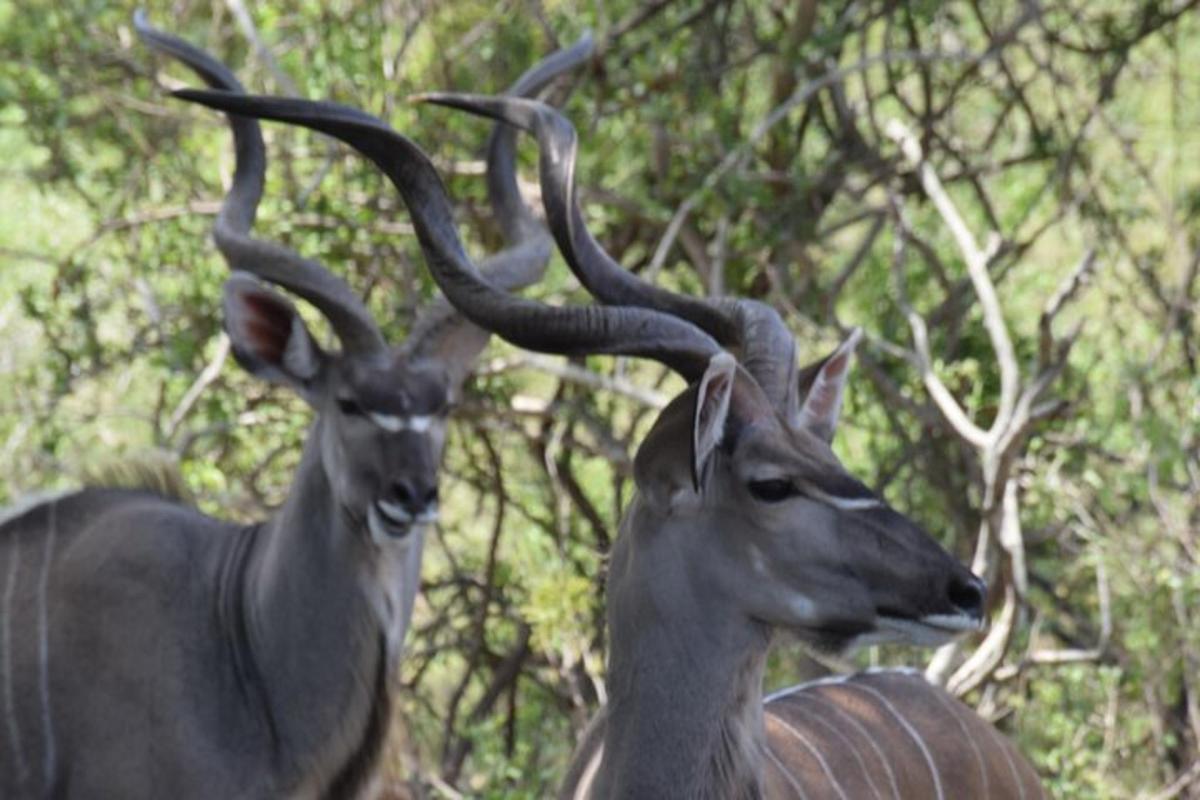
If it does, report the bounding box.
[174,82,986,655]
[136,14,592,548]
[414,93,988,653]
[622,336,985,652]
[220,270,449,543]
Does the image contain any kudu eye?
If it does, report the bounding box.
[336,397,364,416]
[747,479,797,503]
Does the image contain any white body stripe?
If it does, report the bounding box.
[993,721,1027,800]
[764,672,848,703]
[764,745,810,800]
[573,745,602,800]
[925,681,988,796]
[796,692,902,800]
[35,501,56,784]
[787,694,886,800]
[2,528,27,783]
[0,491,74,530]
[849,682,944,800]
[771,715,851,800]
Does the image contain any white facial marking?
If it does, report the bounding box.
[367,505,397,546]
[748,545,768,576]
[370,501,437,546]
[805,485,884,511]
[863,617,961,648]
[368,412,404,432]
[376,499,414,526]
[368,412,436,434]
[366,527,427,666]
[787,593,818,624]
[919,613,985,632]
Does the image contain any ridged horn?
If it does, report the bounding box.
[404,33,594,382]
[415,94,800,412]
[136,10,386,356]
[173,90,725,380]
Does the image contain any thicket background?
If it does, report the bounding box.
[2,1,1198,797]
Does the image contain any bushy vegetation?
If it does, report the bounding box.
[2,1,1197,796]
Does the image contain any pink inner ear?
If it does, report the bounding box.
[805,373,842,419]
[822,348,850,379]
[806,349,850,417]
[237,293,292,364]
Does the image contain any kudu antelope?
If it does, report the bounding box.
[180,84,1045,799]
[0,16,590,798]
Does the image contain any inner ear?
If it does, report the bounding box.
[237,294,294,365]
[691,353,738,490]
[223,273,326,395]
[795,328,862,443]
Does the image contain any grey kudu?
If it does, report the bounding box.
[185,83,1048,798]
[0,17,590,799]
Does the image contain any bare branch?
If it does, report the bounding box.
[1040,248,1097,366]
[646,44,1016,275]
[164,334,232,443]
[886,118,1019,440]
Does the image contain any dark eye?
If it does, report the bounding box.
[337,397,363,416]
[747,479,796,503]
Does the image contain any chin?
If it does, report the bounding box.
[841,613,985,651]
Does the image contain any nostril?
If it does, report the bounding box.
[947,575,987,619]
[391,480,415,508]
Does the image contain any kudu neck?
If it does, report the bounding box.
[596,498,771,799]
[239,418,387,784]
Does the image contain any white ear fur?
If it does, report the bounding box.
[692,352,738,490]
[797,328,862,442]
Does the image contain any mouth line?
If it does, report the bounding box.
[913,612,987,633]
[369,500,438,543]
[376,499,415,528]
[368,503,414,543]
[872,613,984,646]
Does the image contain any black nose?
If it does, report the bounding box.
[947,574,987,620]
[391,480,439,513]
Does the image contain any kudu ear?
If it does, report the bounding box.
[691,352,738,490]
[223,273,326,400]
[795,328,862,443]
[634,353,744,510]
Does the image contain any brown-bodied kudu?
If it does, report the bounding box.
[180,81,1046,798]
[0,16,590,798]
